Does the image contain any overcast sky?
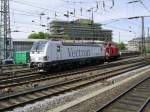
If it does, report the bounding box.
[10,0,150,43]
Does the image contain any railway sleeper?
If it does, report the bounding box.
[108,103,138,111]
[138,85,150,88]
[8,99,21,105]
[40,91,52,95]
[32,92,46,97]
[134,87,150,92]
[124,95,147,102]
[59,86,71,90]
[103,105,136,112]
[136,85,150,89]
[127,93,148,99]
[25,94,39,99]
[103,109,131,112]
[17,96,31,102]
[24,95,40,100]
[0,102,12,108]
[47,89,60,93]
[118,99,143,106]
[134,89,150,93]
[0,60,148,111]
[51,87,67,92]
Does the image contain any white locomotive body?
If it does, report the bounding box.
[30,40,105,70]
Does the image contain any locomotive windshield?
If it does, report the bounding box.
[31,41,47,52]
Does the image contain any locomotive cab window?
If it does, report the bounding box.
[31,41,47,52]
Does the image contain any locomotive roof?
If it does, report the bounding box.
[35,40,106,46]
[62,41,102,46]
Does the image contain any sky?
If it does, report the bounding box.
[9,0,150,43]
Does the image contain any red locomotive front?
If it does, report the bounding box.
[105,42,120,60]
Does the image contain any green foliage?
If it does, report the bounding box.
[117,42,126,50]
[28,32,50,39]
[28,32,70,40]
[28,33,39,39]
[78,19,93,25]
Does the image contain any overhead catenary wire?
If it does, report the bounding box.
[128,0,150,13]
[11,0,116,22]
[11,8,41,16]
[11,0,89,20]
[138,0,150,13]
[61,0,115,16]
[11,0,58,13]
[10,0,146,41]
[103,24,137,33]
[11,0,127,21]
[12,0,108,35]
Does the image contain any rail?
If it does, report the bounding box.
[96,75,150,112]
[0,59,149,111]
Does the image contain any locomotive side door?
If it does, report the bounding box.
[56,45,62,60]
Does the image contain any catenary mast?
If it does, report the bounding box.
[0,0,12,60]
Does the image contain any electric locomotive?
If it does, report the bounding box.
[30,40,106,71]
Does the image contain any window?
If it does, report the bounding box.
[31,41,47,52]
[57,46,61,52]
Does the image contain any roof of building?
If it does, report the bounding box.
[12,38,46,42]
[12,38,107,43]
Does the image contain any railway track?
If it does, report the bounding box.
[0,68,37,78]
[0,64,27,71]
[0,58,149,111]
[96,75,150,112]
[0,56,142,90]
[0,57,146,90]
[0,64,27,68]
[0,55,139,78]
[118,54,139,60]
[0,54,139,75]
[0,64,32,76]
[0,61,146,91]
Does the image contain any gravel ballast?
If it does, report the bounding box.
[6,65,150,112]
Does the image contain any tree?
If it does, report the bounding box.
[28,32,50,39]
[28,32,71,40]
[28,33,39,39]
[117,42,126,50]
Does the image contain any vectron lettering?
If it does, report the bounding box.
[68,48,90,57]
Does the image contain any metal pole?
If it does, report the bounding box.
[92,9,94,23]
[148,27,149,38]
[91,9,95,41]
[0,0,11,59]
[119,32,120,43]
[141,16,145,56]
[148,27,150,56]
